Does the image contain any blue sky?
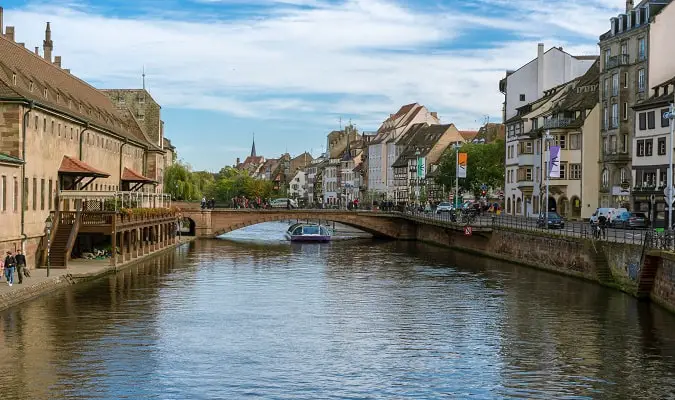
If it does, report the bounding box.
[1,0,622,171]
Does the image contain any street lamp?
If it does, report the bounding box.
[453,143,461,210]
[666,103,675,229]
[543,130,554,229]
[415,149,422,208]
[44,214,53,277]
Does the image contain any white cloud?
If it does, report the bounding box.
[2,0,616,135]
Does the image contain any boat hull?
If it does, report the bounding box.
[285,233,331,242]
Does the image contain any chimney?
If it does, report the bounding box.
[64,69,70,73]
[626,0,634,13]
[430,112,438,119]
[54,56,61,68]
[0,7,3,37]
[236,157,241,165]
[34,47,39,55]
[537,43,545,97]
[5,26,14,42]
[17,42,24,48]
[43,22,53,62]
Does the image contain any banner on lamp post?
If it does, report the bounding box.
[457,153,468,178]
[549,146,561,178]
[417,157,426,179]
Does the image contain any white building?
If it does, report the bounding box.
[323,159,340,206]
[500,43,596,217]
[367,103,440,199]
[289,170,307,201]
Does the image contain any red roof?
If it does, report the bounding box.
[121,167,155,183]
[459,131,479,141]
[58,155,110,177]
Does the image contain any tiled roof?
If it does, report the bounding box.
[392,124,453,168]
[0,153,23,165]
[58,155,110,177]
[0,31,154,148]
[459,131,479,142]
[121,167,155,183]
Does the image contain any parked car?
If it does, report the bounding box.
[537,212,565,229]
[436,202,454,213]
[611,211,650,229]
[270,198,298,208]
[590,207,615,225]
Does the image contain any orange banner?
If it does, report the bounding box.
[457,152,467,178]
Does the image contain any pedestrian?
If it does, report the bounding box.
[15,249,28,283]
[4,251,16,287]
[210,198,216,209]
[201,196,206,209]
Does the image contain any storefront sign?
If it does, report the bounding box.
[611,186,631,196]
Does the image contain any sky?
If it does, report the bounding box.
[1,0,622,171]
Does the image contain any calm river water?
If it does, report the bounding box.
[1,222,675,399]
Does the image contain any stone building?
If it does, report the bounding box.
[598,0,672,208]
[0,15,174,267]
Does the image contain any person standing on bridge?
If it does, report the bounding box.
[201,196,206,210]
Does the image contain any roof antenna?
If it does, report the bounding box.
[142,65,146,90]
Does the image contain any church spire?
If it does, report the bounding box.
[251,133,257,157]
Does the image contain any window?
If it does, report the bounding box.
[602,169,609,188]
[559,163,567,180]
[639,112,646,130]
[621,42,627,55]
[43,88,48,98]
[611,135,617,153]
[29,81,34,92]
[603,105,608,129]
[70,127,74,139]
[603,137,609,154]
[48,179,53,210]
[623,102,628,120]
[556,135,566,149]
[570,164,581,180]
[604,78,609,98]
[32,178,37,210]
[612,73,619,96]
[535,167,540,183]
[13,178,18,212]
[12,74,16,85]
[1,175,5,211]
[662,108,671,128]
[638,69,646,92]
[58,123,61,137]
[40,179,45,210]
[569,134,580,150]
[648,111,655,129]
[43,118,46,132]
[623,72,628,88]
[622,134,628,153]
[638,37,646,60]
[659,137,667,155]
[51,121,55,134]
[519,94,526,101]
[637,139,645,156]
[604,48,611,68]
[526,168,532,181]
[34,115,38,130]
[646,139,653,156]
[611,103,619,128]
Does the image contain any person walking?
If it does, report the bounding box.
[201,196,206,209]
[4,251,16,287]
[15,249,27,283]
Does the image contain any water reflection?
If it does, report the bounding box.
[0,224,674,399]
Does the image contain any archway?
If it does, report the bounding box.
[180,217,196,236]
[558,197,569,217]
[570,196,581,219]
[548,196,557,213]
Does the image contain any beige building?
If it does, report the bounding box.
[648,0,675,90]
[0,14,174,267]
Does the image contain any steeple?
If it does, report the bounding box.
[43,22,53,62]
[251,133,257,158]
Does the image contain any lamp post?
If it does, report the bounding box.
[667,103,675,229]
[415,149,421,209]
[543,130,554,229]
[44,214,53,277]
[453,143,461,210]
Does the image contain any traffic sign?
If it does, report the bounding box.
[481,184,487,191]
[464,226,473,236]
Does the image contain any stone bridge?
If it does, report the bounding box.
[179,208,422,239]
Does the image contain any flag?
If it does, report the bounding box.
[457,153,468,178]
[417,157,426,179]
[549,146,561,178]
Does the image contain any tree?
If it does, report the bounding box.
[193,171,216,198]
[164,161,201,201]
[435,140,505,198]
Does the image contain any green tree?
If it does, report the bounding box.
[436,140,505,198]
[164,161,201,201]
[193,171,216,198]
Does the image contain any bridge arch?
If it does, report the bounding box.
[180,210,415,240]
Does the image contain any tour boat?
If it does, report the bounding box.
[285,223,332,242]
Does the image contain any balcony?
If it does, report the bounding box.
[58,190,172,211]
[603,151,631,163]
[543,118,574,129]
[605,54,630,71]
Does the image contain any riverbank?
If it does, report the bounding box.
[0,236,196,312]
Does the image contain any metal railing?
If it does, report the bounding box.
[605,54,630,70]
[543,118,574,129]
[58,190,172,210]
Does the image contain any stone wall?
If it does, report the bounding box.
[0,103,21,157]
[653,254,675,312]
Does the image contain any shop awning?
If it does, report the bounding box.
[58,155,110,178]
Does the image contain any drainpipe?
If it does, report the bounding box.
[78,122,90,160]
[20,101,34,253]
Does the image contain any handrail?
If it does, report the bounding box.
[64,206,83,265]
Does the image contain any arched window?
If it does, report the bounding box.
[601,168,610,188]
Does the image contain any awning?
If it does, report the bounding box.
[58,155,110,178]
[121,167,156,183]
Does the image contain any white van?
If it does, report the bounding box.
[609,208,628,223]
[590,207,615,224]
[270,198,298,209]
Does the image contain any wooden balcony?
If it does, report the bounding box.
[60,210,178,234]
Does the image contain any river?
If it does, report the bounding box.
[1,222,675,399]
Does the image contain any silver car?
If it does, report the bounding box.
[436,202,454,213]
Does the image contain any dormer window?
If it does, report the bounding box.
[119,97,125,105]
[618,15,623,33]
[643,6,649,23]
[29,81,34,92]
[138,95,145,104]
[43,88,48,98]
[627,12,632,29]
[611,18,617,35]
[12,74,16,85]
[57,94,61,103]
[636,9,641,26]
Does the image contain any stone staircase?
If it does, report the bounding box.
[636,254,660,299]
[591,242,613,284]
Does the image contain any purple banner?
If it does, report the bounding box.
[549,146,561,178]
